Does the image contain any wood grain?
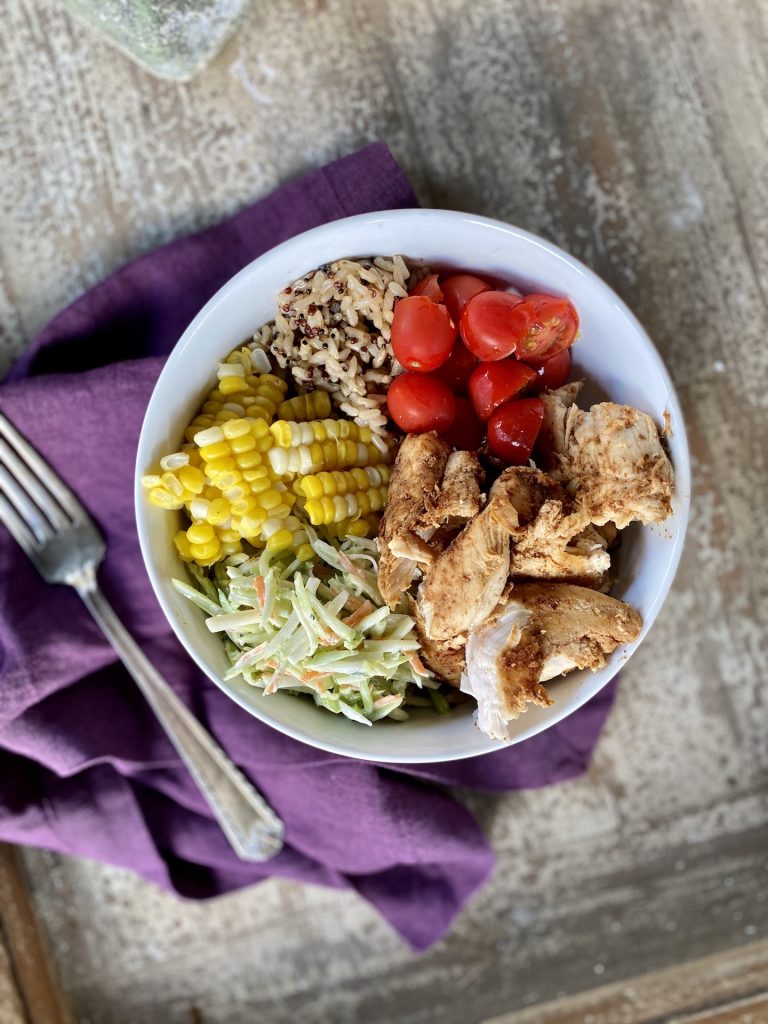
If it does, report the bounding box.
[1,0,767,1021]
[483,937,768,1024]
[0,845,72,1024]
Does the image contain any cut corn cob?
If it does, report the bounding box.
[299,465,390,499]
[304,486,388,526]
[277,391,332,422]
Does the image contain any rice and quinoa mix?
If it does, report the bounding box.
[252,256,419,434]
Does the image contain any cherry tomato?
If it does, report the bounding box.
[487,397,545,464]
[527,348,572,393]
[391,295,457,372]
[440,397,485,450]
[409,273,444,303]
[460,290,531,361]
[434,339,477,394]
[515,293,579,361]
[387,372,456,434]
[468,359,538,422]
[441,274,491,325]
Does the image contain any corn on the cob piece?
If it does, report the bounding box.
[267,437,390,477]
[269,417,376,448]
[299,465,390,499]
[304,486,388,526]
[277,390,332,422]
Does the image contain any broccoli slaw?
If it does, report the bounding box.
[172,532,451,725]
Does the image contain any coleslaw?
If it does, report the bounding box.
[172,531,451,725]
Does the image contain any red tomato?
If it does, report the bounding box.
[409,273,444,303]
[387,372,456,434]
[515,293,579,361]
[527,348,572,392]
[440,397,485,450]
[391,295,457,372]
[441,274,491,325]
[460,290,531,361]
[434,339,477,394]
[468,359,538,422]
[487,398,545,464]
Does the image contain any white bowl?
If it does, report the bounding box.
[135,209,690,764]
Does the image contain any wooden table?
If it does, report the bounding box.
[1,0,767,1021]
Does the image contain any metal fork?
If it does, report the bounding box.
[0,411,284,862]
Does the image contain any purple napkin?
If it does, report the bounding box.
[0,143,616,950]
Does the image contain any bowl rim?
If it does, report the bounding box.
[135,207,691,763]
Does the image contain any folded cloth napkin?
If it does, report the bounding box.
[0,143,616,951]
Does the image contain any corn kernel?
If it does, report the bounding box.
[234,450,262,470]
[215,409,239,423]
[239,512,266,537]
[296,543,315,562]
[356,492,371,516]
[215,470,242,490]
[347,520,369,538]
[255,435,274,454]
[204,456,236,476]
[160,472,184,498]
[217,528,241,544]
[206,498,231,525]
[266,528,293,553]
[301,476,324,499]
[258,488,282,510]
[173,531,194,560]
[242,468,269,483]
[230,496,259,516]
[221,418,251,440]
[194,425,225,447]
[229,433,256,454]
[178,465,205,494]
[187,521,215,545]
[141,474,162,489]
[148,487,183,510]
[269,503,292,519]
[219,376,248,395]
[190,539,221,561]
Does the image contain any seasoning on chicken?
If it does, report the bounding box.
[416,503,510,643]
[377,432,450,609]
[419,450,484,531]
[460,583,643,740]
[489,467,610,587]
[409,598,465,686]
[538,387,674,529]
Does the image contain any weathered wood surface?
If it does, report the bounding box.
[0,845,73,1024]
[2,0,767,1021]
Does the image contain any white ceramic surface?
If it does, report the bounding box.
[135,209,690,764]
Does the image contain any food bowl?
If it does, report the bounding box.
[135,209,690,764]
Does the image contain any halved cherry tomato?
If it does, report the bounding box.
[387,372,456,434]
[515,293,579,361]
[391,295,457,372]
[460,290,531,361]
[468,359,538,422]
[409,273,444,303]
[487,397,545,464]
[527,347,572,393]
[441,274,491,325]
[434,339,477,394]
[440,396,485,450]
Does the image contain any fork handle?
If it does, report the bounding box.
[74,569,284,863]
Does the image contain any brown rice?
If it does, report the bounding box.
[250,256,418,433]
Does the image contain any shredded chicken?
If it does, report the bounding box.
[418,451,484,530]
[417,503,510,643]
[410,598,465,686]
[460,583,643,740]
[489,467,610,587]
[377,433,449,609]
[539,387,673,529]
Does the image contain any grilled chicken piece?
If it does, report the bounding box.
[378,433,450,609]
[417,503,510,643]
[489,467,610,587]
[539,387,673,529]
[419,451,484,530]
[410,598,465,686]
[460,583,642,740]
